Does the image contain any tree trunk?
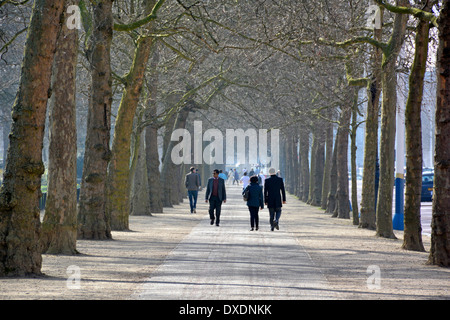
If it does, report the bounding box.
[428,1,450,267]
[351,99,359,226]
[146,123,163,212]
[78,0,114,240]
[312,126,325,207]
[130,124,151,216]
[160,107,190,207]
[334,103,352,220]
[359,12,383,229]
[359,77,380,230]
[292,134,300,197]
[376,0,408,239]
[41,0,79,255]
[307,128,317,205]
[402,2,433,252]
[326,134,338,215]
[143,44,163,213]
[107,0,156,231]
[285,134,293,194]
[299,130,310,202]
[321,121,333,210]
[0,0,65,276]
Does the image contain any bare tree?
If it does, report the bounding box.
[0,0,65,276]
[428,0,450,267]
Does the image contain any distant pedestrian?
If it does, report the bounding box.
[185,167,200,214]
[205,169,227,227]
[219,170,228,181]
[233,169,240,185]
[243,175,264,231]
[240,171,250,189]
[264,168,286,231]
[227,169,234,185]
[258,171,266,188]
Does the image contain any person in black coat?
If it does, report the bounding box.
[264,168,286,231]
[243,175,264,231]
[205,169,227,226]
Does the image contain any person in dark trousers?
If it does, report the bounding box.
[185,167,200,214]
[205,169,227,226]
[244,175,264,231]
[264,167,286,231]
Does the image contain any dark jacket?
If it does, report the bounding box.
[205,177,227,202]
[185,172,200,191]
[264,175,286,208]
[244,183,264,209]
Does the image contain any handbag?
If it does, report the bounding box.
[243,186,250,201]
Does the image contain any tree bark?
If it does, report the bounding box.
[41,0,79,255]
[376,0,408,239]
[285,134,294,194]
[299,129,310,202]
[311,126,325,207]
[78,0,114,240]
[359,10,383,229]
[0,0,65,276]
[307,128,317,205]
[334,102,352,220]
[130,122,151,216]
[402,2,433,252]
[107,0,157,231]
[145,47,163,213]
[321,121,333,210]
[160,106,190,207]
[351,100,359,226]
[428,0,450,267]
[359,77,380,230]
[326,133,338,214]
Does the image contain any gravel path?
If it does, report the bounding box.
[133,186,336,300]
[0,185,448,300]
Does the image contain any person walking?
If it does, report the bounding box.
[185,167,200,214]
[196,168,202,191]
[227,169,234,185]
[244,175,264,231]
[258,171,266,189]
[219,170,228,181]
[240,171,250,189]
[264,168,286,231]
[233,169,240,185]
[205,169,227,227]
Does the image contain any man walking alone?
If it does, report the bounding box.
[205,169,227,227]
[185,167,200,214]
[264,168,286,231]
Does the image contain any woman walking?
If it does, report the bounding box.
[243,176,264,231]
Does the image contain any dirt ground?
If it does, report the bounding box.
[0,192,449,300]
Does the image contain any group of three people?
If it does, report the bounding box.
[185,167,286,231]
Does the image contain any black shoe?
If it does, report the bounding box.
[275,221,279,230]
[256,227,259,231]
[250,228,254,231]
[271,227,274,231]
[210,219,214,225]
[216,224,220,227]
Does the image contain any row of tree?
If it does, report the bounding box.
[0,0,449,277]
[280,0,450,267]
